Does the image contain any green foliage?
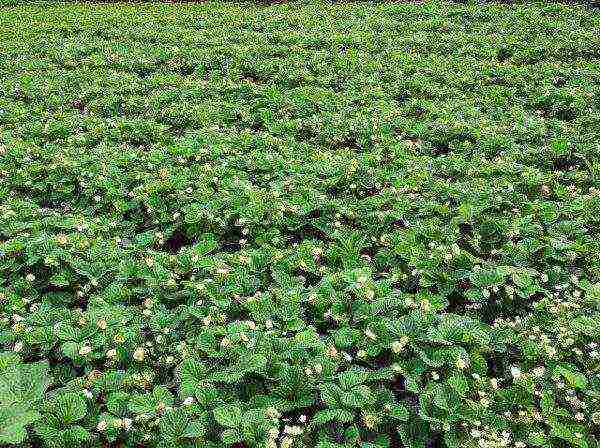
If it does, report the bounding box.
[0,358,51,443]
[214,404,243,428]
[0,1,600,447]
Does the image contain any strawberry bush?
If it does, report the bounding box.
[1,1,600,447]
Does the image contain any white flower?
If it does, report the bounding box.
[216,266,230,275]
[265,407,280,419]
[97,420,108,431]
[83,389,93,399]
[510,366,522,379]
[25,273,35,282]
[284,425,303,435]
[532,366,545,377]
[133,347,146,362]
[79,345,92,356]
[56,234,68,245]
[326,345,338,358]
[391,336,409,353]
[183,396,194,406]
[364,329,377,340]
[456,358,468,369]
[106,348,117,358]
[123,418,132,430]
[13,341,23,352]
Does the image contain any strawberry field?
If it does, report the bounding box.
[1,1,600,447]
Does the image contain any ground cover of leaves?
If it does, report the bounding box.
[1,1,600,448]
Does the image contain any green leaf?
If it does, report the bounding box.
[447,373,468,398]
[0,352,20,371]
[48,392,87,425]
[540,391,554,416]
[106,392,130,416]
[332,328,358,348]
[33,422,62,447]
[338,368,369,390]
[340,390,363,408]
[312,409,354,426]
[221,428,243,445]
[177,358,207,398]
[0,405,40,444]
[160,408,188,441]
[239,353,267,373]
[183,419,206,438]
[60,342,79,359]
[554,365,588,390]
[129,386,174,414]
[213,404,243,428]
[0,362,51,406]
[207,368,244,384]
[549,418,588,448]
[527,431,548,447]
[388,403,410,421]
[61,425,91,443]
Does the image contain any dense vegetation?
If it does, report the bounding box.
[1,1,600,447]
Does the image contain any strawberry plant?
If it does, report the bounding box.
[0,1,599,447]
